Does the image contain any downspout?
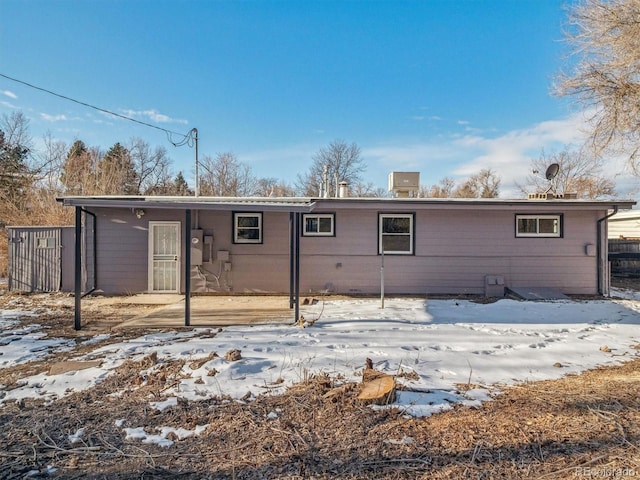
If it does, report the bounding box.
[58,227,63,291]
[74,207,98,330]
[597,206,618,296]
[185,209,192,327]
[289,212,294,309]
[295,212,301,322]
[74,207,82,330]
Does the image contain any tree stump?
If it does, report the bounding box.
[357,374,395,405]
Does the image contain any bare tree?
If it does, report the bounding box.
[453,168,500,198]
[37,133,68,190]
[349,182,387,198]
[127,137,173,195]
[421,177,456,198]
[198,152,258,196]
[254,177,296,197]
[60,140,103,195]
[296,140,366,197]
[555,0,640,167]
[517,148,616,199]
[1,111,32,153]
[0,115,72,275]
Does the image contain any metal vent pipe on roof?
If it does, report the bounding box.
[338,181,349,198]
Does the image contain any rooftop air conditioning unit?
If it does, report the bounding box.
[389,172,420,198]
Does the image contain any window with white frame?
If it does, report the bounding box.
[233,212,263,243]
[516,214,562,237]
[303,213,335,236]
[379,213,414,254]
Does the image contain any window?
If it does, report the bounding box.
[379,213,414,254]
[516,214,562,237]
[303,213,335,236]
[36,237,56,249]
[233,212,263,243]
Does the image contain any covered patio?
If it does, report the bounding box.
[56,196,317,330]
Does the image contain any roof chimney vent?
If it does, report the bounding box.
[338,181,349,198]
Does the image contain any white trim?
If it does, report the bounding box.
[148,221,181,292]
[234,212,263,244]
[302,213,335,236]
[516,214,561,238]
[379,213,414,255]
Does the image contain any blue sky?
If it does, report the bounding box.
[0,0,633,197]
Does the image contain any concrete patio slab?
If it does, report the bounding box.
[115,295,296,328]
[506,287,570,301]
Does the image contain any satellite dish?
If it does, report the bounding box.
[545,163,560,180]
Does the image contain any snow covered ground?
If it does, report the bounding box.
[1,290,640,429]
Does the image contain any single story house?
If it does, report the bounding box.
[52,194,634,328]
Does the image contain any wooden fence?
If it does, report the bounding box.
[609,239,640,277]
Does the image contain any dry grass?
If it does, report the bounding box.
[1,288,640,478]
[0,357,639,479]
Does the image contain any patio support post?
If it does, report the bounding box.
[185,209,191,326]
[294,212,301,322]
[74,206,82,330]
[289,212,294,309]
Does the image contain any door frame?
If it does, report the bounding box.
[148,221,181,293]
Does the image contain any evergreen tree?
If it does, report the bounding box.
[0,129,31,213]
[61,140,95,195]
[171,171,191,195]
[98,142,139,194]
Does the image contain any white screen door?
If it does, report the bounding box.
[148,222,181,292]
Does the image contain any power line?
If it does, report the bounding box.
[0,72,193,146]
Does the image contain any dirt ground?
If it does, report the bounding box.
[0,283,639,479]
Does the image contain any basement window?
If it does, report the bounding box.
[303,213,335,236]
[233,212,263,244]
[379,213,414,254]
[516,214,562,238]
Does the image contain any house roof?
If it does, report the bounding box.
[57,195,636,212]
[56,195,317,212]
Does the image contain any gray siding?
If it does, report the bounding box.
[299,209,601,295]
[88,205,604,295]
[92,208,184,294]
[192,211,290,293]
[8,226,65,292]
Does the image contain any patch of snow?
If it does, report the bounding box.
[68,427,85,444]
[151,396,178,412]
[123,424,208,448]
[80,334,112,346]
[1,297,640,419]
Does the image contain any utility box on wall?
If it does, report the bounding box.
[485,275,505,297]
[190,229,203,266]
